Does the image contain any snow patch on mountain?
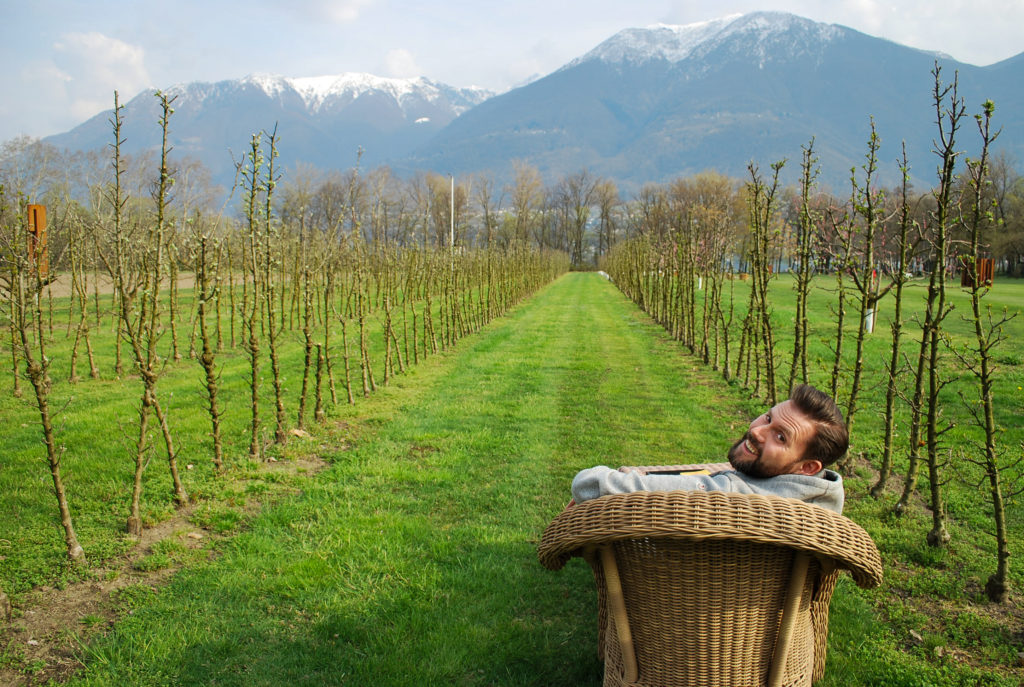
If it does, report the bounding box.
[575,15,740,65]
[570,11,842,68]
[712,12,842,64]
[238,72,492,115]
[243,73,292,99]
[163,72,492,119]
[292,73,427,110]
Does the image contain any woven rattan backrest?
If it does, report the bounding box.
[538,490,882,588]
[598,538,817,686]
[539,489,883,687]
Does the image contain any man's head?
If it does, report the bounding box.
[727,384,848,479]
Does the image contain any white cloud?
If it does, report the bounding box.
[0,31,152,140]
[54,31,150,87]
[324,0,375,23]
[285,0,376,24]
[52,32,152,121]
[384,49,421,78]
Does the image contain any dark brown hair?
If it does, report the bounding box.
[789,384,848,467]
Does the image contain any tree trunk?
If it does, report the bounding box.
[922,65,961,548]
[196,235,224,472]
[871,147,912,499]
[963,100,1011,599]
[16,269,86,563]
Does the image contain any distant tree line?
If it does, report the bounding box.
[2,103,1023,274]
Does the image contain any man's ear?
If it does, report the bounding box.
[797,459,823,476]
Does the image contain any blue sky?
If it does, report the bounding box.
[1,0,1022,143]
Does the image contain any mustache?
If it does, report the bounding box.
[741,431,761,453]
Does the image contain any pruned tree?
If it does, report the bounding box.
[190,215,226,471]
[0,184,85,565]
[871,144,918,498]
[239,132,265,460]
[919,64,964,547]
[955,99,1018,600]
[99,91,188,535]
[739,160,784,403]
[66,212,99,382]
[787,138,820,390]
[843,119,897,450]
[821,191,857,404]
[259,126,288,445]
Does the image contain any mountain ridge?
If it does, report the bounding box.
[42,11,1023,195]
[406,11,1024,192]
[44,72,493,191]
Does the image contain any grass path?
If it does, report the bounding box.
[61,273,832,685]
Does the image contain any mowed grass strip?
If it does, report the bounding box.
[60,272,752,686]
[60,272,1008,687]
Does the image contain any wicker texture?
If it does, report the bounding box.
[539,489,882,687]
[625,463,733,475]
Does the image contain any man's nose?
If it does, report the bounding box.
[750,423,767,442]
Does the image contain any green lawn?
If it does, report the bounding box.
[4,272,1022,685]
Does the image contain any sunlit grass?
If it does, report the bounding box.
[3,272,1022,684]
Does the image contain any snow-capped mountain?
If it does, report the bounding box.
[42,12,1024,195]
[235,72,488,118]
[565,12,842,68]
[45,72,493,192]
[408,11,1024,191]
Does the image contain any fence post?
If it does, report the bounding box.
[27,204,48,280]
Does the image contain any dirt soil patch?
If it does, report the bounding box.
[40,271,198,300]
[0,453,328,686]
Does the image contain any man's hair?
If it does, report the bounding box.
[789,384,848,468]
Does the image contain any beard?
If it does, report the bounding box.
[727,433,782,479]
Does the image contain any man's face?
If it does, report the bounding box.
[728,399,818,478]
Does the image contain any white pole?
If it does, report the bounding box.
[865,269,877,333]
[450,174,455,249]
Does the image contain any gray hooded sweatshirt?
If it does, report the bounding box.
[571,466,845,514]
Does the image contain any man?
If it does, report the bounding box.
[571,384,848,513]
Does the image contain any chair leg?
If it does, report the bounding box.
[601,546,638,684]
[768,551,811,687]
[583,547,607,662]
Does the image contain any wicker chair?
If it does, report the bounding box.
[538,478,883,687]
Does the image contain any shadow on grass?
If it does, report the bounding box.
[73,533,604,687]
